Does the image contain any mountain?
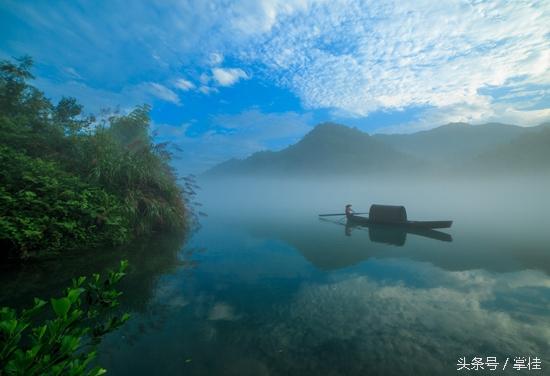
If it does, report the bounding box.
[204,123,420,177]
[372,122,527,166]
[204,121,550,178]
[467,124,550,174]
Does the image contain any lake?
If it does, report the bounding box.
[1,177,549,375]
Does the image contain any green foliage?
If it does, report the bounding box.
[0,260,130,376]
[86,108,187,235]
[0,146,128,257]
[0,56,187,258]
[53,97,89,135]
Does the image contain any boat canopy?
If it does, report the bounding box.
[369,204,407,223]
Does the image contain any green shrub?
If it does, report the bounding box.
[0,145,129,258]
[0,261,130,376]
[0,56,188,258]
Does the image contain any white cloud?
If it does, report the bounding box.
[228,0,311,34]
[155,109,313,173]
[239,0,550,121]
[178,66,249,94]
[376,97,550,134]
[33,78,181,113]
[211,67,249,87]
[198,85,218,95]
[62,66,82,80]
[209,52,224,65]
[174,78,195,91]
[199,73,210,84]
[148,82,180,104]
[6,0,549,126]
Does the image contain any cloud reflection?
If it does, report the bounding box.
[260,264,550,374]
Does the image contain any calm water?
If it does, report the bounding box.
[1,178,549,375]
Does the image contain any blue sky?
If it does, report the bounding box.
[1,0,549,173]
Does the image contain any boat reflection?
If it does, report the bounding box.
[340,219,453,245]
[240,214,550,275]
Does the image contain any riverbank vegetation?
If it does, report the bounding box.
[0,261,129,375]
[0,56,188,259]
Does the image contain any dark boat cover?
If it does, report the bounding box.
[369,204,407,223]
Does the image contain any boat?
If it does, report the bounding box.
[319,202,454,243]
[320,215,453,243]
[348,215,453,229]
[347,204,452,229]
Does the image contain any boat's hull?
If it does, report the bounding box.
[347,215,452,229]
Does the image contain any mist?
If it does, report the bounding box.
[196,175,550,274]
[199,175,550,222]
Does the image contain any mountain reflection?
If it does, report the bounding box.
[97,230,550,376]
[240,214,550,275]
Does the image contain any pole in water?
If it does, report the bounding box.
[318,212,369,217]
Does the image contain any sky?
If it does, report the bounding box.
[1,0,549,173]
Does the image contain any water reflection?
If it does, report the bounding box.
[254,265,550,375]
[0,232,190,310]
[2,178,550,375]
[345,222,407,245]
[242,214,550,275]
[340,220,452,245]
[95,227,550,376]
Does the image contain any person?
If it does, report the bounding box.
[345,204,354,218]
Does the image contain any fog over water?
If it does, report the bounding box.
[114,175,545,375]
[2,176,549,375]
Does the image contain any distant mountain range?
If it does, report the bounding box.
[204,121,550,177]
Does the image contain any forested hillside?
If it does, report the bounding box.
[205,122,550,178]
[205,123,421,177]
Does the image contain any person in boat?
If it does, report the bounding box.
[345,204,354,218]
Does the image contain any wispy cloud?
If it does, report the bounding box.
[209,52,224,65]
[2,0,548,129]
[376,99,550,134]
[148,82,180,104]
[33,77,182,113]
[211,67,249,87]
[154,109,314,173]
[174,78,195,91]
[239,0,550,122]
[198,85,218,95]
[227,0,310,34]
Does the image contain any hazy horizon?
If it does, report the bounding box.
[201,121,550,178]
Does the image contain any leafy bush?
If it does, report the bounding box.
[0,145,129,258]
[0,56,188,258]
[86,107,187,236]
[0,260,130,376]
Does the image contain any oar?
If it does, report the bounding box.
[318,212,369,217]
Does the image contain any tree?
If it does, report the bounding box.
[0,56,50,121]
[0,56,188,259]
[54,96,91,135]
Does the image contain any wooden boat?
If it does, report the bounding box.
[348,214,452,229]
[319,204,452,243]
[347,204,453,229]
[320,216,453,243]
